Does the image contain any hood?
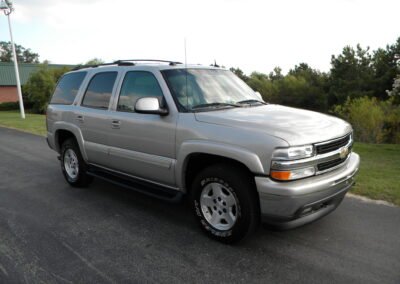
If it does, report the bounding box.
[194,104,352,146]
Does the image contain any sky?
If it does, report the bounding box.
[0,0,399,74]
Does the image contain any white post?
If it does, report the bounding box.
[7,12,25,119]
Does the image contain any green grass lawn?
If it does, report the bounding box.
[352,143,400,206]
[0,110,399,205]
[0,110,46,136]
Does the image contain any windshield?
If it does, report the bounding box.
[162,69,260,111]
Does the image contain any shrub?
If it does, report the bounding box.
[0,101,19,111]
[23,64,70,114]
[382,98,400,143]
[333,96,400,143]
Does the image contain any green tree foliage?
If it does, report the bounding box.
[329,45,375,106]
[382,98,400,143]
[23,65,70,113]
[227,38,400,143]
[328,39,400,105]
[0,41,39,63]
[84,58,105,65]
[372,38,400,100]
[246,71,276,102]
[245,64,329,112]
[334,97,385,143]
[333,97,400,143]
[229,67,249,82]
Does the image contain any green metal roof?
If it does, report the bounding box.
[0,62,75,86]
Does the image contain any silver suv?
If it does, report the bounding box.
[46,60,360,243]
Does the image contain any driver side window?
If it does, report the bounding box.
[117,71,164,112]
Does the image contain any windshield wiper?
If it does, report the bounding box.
[191,102,241,111]
[236,99,267,106]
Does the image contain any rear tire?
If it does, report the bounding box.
[190,163,260,244]
[60,138,93,187]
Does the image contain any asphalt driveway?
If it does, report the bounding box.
[0,127,399,283]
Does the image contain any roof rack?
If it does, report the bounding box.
[71,59,182,71]
[71,62,117,71]
[115,59,182,65]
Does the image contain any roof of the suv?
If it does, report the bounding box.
[69,60,225,74]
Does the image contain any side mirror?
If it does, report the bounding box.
[135,97,168,116]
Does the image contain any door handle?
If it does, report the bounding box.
[111,119,121,129]
[76,115,84,122]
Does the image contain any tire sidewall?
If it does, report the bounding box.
[191,165,257,243]
[194,176,242,238]
[60,139,88,186]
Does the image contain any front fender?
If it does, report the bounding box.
[176,140,265,191]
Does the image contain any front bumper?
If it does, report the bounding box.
[256,152,360,229]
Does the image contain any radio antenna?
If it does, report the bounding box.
[184,37,188,110]
[184,37,187,66]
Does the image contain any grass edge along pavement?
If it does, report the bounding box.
[0,110,398,206]
[0,110,46,136]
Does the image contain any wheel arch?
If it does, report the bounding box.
[53,122,88,161]
[176,141,265,192]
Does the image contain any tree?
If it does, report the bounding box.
[370,38,400,101]
[246,71,276,102]
[84,58,105,65]
[229,67,249,82]
[329,45,374,106]
[23,64,71,113]
[0,41,39,63]
[245,64,328,112]
[268,67,284,81]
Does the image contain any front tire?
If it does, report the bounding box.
[60,138,93,187]
[191,163,260,244]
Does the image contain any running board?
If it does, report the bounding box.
[87,165,183,203]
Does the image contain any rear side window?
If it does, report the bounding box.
[117,71,163,112]
[82,72,118,109]
[50,72,87,105]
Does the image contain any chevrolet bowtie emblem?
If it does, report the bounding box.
[340,147,349,159]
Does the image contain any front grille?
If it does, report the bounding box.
[317,157,347,171]
[316,134,351,154]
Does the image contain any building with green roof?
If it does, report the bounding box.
[0,62,74,103]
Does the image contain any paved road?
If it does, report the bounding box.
[0,127,399,284]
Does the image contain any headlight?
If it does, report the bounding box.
[270,145,316,181]
[272,145,314,160]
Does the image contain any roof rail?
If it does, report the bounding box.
[71,59,182,71]
[114,59,183,66]
[71,62,117,71]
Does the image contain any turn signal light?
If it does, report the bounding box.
[270,171,291,180]
[270,166,316,181]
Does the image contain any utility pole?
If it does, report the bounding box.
[0,0,25,119]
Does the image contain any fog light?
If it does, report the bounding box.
[271,166,316,181]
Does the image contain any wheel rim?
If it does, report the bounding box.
[64,149,79,180]
[200,182,239,230]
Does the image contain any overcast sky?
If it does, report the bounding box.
[0,0,399,74]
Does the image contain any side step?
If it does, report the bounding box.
[87,165,184,203]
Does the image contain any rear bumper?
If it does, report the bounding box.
[46,132,56,151]
[255,152,360,229]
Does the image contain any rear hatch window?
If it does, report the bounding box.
[50,72,87,105]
